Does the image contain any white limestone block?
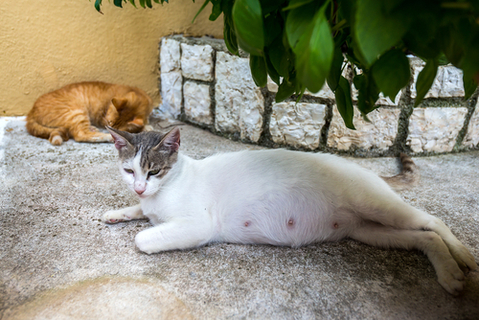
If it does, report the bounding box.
[407,107,468,152]
[180,43,214,81]
[160,38,181,73]
[463,103,479,148]
[410,58,465,99]
[269,102,327,149]
[327,106,401,150]
[159,71,183,118]
[184,81,212,125]
[215,52,264,142]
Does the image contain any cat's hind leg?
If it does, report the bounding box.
[69,114,113,143]
[349,221,466,295]
[359,197,477,273]
[103,204,145,224]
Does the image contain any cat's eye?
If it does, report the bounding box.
[124,168,134,174]
[148,169,161,176]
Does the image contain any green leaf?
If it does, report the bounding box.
[232,0,264,56]
[275,79,296,102]
[355,0,409,67]
[285,2,317,50]
[335,76,355,130]
[193,0,211,23]
[209,0,222,21]
[261,0,288,15]
[414,59,438,107]
[294,3,334,93]
[146,0,152,8]
[263,12,282,47]
[354,72,379,115]
[371,49,410,101]
[94,0,103,13]
[283,0,316,11]
[113,0,123,8]
[139,0,146,8]
[463,74,477,100]
[129,0,137,7]
[222,1,239,55]
[268,36,290,78]
[249,56,267,87]
[264,50,280,84]
[327,46,344,91]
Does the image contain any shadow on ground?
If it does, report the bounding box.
[1,117,478,319]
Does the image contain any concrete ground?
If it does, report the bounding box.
[0,116,478,320]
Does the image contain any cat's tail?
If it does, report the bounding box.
[381,153,419,191]
[26,116,69,146]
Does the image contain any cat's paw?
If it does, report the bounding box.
[448,243,478,272]
[102,210,128,224]
[135,231,156,254]
[437,259,466,295]
[143,125,154,132]
[91,133,114,143]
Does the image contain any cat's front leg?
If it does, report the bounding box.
[135,220,213,254]
[102,204,145,224]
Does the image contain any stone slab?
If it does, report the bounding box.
[215,52,264,142]
[184,81,212,125]
[160,38,181,73]
[407,107,468,152]
[462,102,479,148]
[160,71,183,118]
[269,102,327,149]
[180,43,214,82]
[327,106,401,150]
[411,58,465,99]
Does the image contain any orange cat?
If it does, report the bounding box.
[26,81,153,145]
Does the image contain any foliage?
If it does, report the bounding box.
[95,0,479,129]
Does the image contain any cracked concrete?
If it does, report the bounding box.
[0,117,478,319]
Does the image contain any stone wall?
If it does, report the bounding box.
[158,35,479,156]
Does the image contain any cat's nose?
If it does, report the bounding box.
[135,187,145,195]
[134,183,146,195]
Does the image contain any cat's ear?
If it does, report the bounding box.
[156,127,180,153]
[112,92,137,110]
[106,126,133,151]
[111,97,126,110]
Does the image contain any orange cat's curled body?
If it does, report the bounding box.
[26,81,153,146]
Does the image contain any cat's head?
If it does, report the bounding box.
[109,91,153,133]
[106,126,181,199]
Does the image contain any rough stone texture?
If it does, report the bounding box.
[327,106,401,150]
[1,117,479,320]
[407,107,468,153]
[183,81,212,125]
[463,102,479,148]
[160,71,183,118]
[159,38,183,118]
[158,37,475,155]
[215,52,264,142]
[411,58,465,99]
[180,43,214,82]
[269,102,327,149]
[160,38,181,73]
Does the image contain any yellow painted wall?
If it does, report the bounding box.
[1,0,223,116]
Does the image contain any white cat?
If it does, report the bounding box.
[103,126,477,295]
